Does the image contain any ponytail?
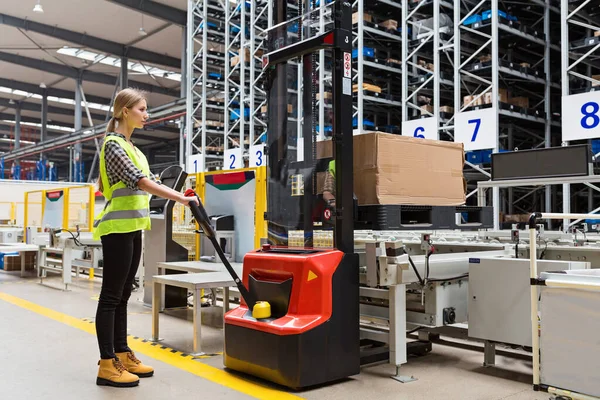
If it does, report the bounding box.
[106,117,117,133]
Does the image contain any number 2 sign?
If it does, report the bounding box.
[455,108,498,151]
[562,91,600,142]
[224,148,243,170]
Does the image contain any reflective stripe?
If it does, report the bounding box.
[111,188,147,199]
[93,208,149,227]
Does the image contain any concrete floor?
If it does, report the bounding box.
[0,270,550,400]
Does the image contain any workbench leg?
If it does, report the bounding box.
[192,288,204,357]
[224,287,230,312]
[20,252,25,278]
[62,246,72,291]
[151,282,162,343]
[483,341,496,367]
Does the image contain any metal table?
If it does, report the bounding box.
[151,271,234,356]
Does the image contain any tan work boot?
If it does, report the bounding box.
[96,358,140,387]
[115,351,154,378]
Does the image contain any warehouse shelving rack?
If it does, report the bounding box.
[353,0,404,135]
[186,0,228,171]
[224,0,271,159]
[559,0,600,229]
[454,0,561,228]
[402,0,456,141]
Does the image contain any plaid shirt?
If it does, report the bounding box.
[104,132,153,190]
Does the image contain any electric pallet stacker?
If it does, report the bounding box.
[185,0,358,390]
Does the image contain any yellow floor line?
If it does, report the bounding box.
[0,291,303,400]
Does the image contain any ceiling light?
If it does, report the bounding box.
[33,1,44,13]
[138,27,147,36]
[8,99,15,105]
[39,82,46,88]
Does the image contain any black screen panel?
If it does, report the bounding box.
[491,145,590,181]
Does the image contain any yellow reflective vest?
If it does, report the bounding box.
[93,135,151,240]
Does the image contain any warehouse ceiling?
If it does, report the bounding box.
[0,0,187,172]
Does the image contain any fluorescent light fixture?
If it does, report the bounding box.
[57,47,182,82]
[0,137,35,145]
[0,86,111,112]
[33,1,44,13]
[2,120,75,133]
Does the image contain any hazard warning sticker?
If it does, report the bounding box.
[344,52,351,78]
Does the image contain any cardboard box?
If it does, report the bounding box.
[440,106,454,113]
[484,88,509,104]
[379,19,398,30]
[259,104,294,113]
[421,104,433,114]
[316,92,332,100]
[352,83,382,93]
[426,63,434,72]
[595,31,600,37]
[316,133,466,206]
[2,253,36,272]
[352,12,372,24]
[520,62,531,68]
[463,95,474,107]
[510,96,529,109]
[592,75,600,87]
[479,54,492,63]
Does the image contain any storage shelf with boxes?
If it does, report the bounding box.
[353,0,405,135]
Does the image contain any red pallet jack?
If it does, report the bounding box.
[183,0,359,390]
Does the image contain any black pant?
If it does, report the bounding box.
[96,230,142,359]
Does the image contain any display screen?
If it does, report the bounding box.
[491,145,590,181]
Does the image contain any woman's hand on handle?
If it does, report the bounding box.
[176,194,199,206]
[137,177,198,206]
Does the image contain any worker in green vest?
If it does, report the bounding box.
[93,88,197,388]
[322,159,336,207]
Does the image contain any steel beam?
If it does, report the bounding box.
[41,90,47,144]
[107,0,187,26]
[121,56,129,89]
[0,52,179,97]
[0,13,180,68]
[14,105,21,151]
[0,78,111,105]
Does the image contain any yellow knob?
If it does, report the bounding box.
[252,301,271,319]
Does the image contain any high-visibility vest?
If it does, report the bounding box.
[328,160,335,178]
[93,135,152,240]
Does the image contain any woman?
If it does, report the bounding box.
[93,88,197,387]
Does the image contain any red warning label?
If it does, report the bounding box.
[344,52,351,78]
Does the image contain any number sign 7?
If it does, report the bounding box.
[468,118,481,142]
[455,108,497,151]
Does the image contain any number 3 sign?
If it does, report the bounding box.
[562,91,600,142]
[455,108,498,151]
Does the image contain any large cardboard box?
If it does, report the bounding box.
[317,133,466,206]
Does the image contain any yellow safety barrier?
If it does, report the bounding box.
[0,201,18,225]
[23,185,96,242]
[169,167,267,262]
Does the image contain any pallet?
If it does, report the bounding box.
[355,205,494,231]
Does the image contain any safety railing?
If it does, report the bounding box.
[23,185,96,241]
[170,166,267,261]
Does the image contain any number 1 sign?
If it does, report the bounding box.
[455,108,498,151]
[562,91,600,142]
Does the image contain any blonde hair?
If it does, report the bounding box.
[106,88,147,133]
[98,88,147,192]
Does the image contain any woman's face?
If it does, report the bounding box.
[125,99,149,129]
